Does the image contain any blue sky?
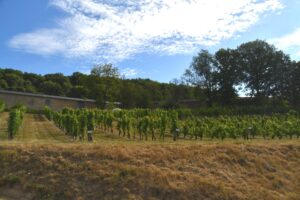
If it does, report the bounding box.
[0,0,300,82]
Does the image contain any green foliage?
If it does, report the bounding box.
[1,40,300,108]
[40,81,64,96]
[0,100,5,112]
[193,105,293,117]
[214,48,240,104]
[91,63,120,78]
[236,40,288,98]
[7,106,26,139]
[0,68,197,109]
[184,50,217,106]
[183,40,299,107]
[43,107,300,142]
[0,174,21,187]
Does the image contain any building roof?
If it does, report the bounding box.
[0,89,96,103]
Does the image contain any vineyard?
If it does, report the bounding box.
[0,100,4,113]
[0,106,299,200]
[44,107,300,142]
[2,4,300,198]
[7,105,26,140]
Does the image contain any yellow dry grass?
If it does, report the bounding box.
[0,143,299,200]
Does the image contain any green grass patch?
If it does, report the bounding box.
[0,174,21,186]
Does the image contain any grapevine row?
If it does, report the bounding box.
[44,107,300,141]
[7,105,26,140]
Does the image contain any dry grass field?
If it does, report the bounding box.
[0,113,300,200]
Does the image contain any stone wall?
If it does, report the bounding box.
[0,92,96,111]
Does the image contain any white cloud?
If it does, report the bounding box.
[9,29,67,56]
[121,68,138,78]
[9,0,283,62]
[270,28,300,58]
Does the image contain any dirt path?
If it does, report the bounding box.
[14,113,71,143]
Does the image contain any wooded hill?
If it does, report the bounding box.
[0,68,198,108]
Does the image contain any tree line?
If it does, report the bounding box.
[0,64,198,108]
[1,39,300,109]
[181,40,300,107]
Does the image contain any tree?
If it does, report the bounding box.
[69,72,86,86]
[40,81,64,96]
[68,85,89,98]
[287,61,300,106]
[23,72,45,88]
[236,40,279,99]
[3,73,24,90]
[268,50,292,99]
[91,63,120,78]
[183,50,217,106]
[119,81,138,108]
[0,79,8,89]
[90,64,121,104]
[214,48,241,104]
[44,73,72,95]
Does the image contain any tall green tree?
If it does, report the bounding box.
[287,61,300,106]
[90,64,121,105]
[69,72,87,86]
[236,40,279,99]
[268,50,292,99]
[91,63,120,78]
[214,48,241,104]
[119,81,138,108]
[183,50,217,106]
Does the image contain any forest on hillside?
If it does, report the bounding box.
[1,40,300,109]
[0,67,198,108]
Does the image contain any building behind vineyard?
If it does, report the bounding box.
[0,89,96,111]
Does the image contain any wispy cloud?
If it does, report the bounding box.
[9,0,283,62]
[121,67,138,78]
[270,28,300,58]
[9,29,67,56]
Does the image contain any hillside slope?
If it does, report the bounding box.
[0,143,299,200]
